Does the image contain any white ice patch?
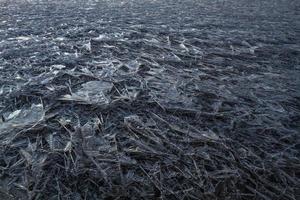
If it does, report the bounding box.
[16,36,31,41]
[55,37,65,41]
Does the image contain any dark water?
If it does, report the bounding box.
[0,0,299,199]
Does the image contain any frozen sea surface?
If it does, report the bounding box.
[0,0,299,199]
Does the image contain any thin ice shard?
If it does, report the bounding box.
[0,104,45,134]
[60,81,113,105]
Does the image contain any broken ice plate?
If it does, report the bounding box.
[0,104,45,134]
[59,81,113,105]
